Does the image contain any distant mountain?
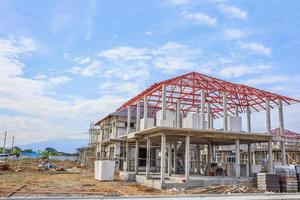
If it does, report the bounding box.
[19,138,88,153]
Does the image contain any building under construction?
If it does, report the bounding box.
[79,71,300,189]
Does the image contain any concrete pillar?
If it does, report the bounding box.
[265,98,275,168]
[168,141,172,176]
[235,105,239,117]
[210,116,214,129]
[173,141,177,174]
[235,139,240,178]
[146,137,151,178]
[248,144,252,177]
[135,139,139,174]
[247,106,251,133]
[176,100,181,128]
[266,98,271,134]
[136,100,140,132]
[160,134,166,185]
[278,99,287,165]
[196,144,201,174]
[268,140,273,172]
[207,102,211,129]
[223,92,228,131]
[125,141,130,172]
[127,106,131,134]
[207,142,212,175]
[252,147,256,165]
[162,85,167,120]
[201,89,206,129]
[144,96,148,129]
[185,135,190,183]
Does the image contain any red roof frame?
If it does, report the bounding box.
[116,71,300,119]
[271,128,300,140]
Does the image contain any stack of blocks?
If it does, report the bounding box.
[279,176,298,192]
[254,173,280,192]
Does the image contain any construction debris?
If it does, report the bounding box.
[0,159,172,198]
[188,185,260,194]
[0,162,9,171]
[5,184,27,198]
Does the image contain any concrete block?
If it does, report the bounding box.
[156,110,175,127]
[95,160,115,181]
[229,116,242,132]
[140,117,154,130]
[182,113,206,129]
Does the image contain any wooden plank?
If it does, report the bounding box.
[6,184,26,198]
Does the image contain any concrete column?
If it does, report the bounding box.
[268,140,273,172]
[207,102,211,129]
[136,100,141,132]
[248,144,252,177]
[210,116,214,129]
[235,139,240,178]
[223,92,228,131]
[162,85,167,120]
[247,106,251,133]
[185,135,190,183]
[235,105,239,117]
[201,89,206,129]
[207,142,212,175]
[266,98,271,134]
[135,139,139,174]
[265,98,275,169]
[252,148,256,165]
[278,99,287,165]
[160,134,166,185]
[125,141,130,172]
[168,141,172,176]
[144,96,148,129]
[173,141,177,174]
[196,144,201,174]
[127,106,131,134]
[146,137,151,178]
[176,100,181,128]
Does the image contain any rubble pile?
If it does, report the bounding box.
[187,185,260,194]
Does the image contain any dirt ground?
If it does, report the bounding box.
[0,159,261,197]
[0,159,171,197]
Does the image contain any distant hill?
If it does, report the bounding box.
[19,138,88,153]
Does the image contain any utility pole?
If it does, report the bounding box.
[2,131,7,154]
[11,136,15,153]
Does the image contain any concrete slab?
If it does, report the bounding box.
[136,174,252,189]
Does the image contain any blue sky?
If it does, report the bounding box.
[0,0,300,149]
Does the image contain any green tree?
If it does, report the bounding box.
[40,147,59,158]
[44,147,57,154]
[11,146,21,154]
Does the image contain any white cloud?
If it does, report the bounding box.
[99,81,142,96]
[98,46,150,61]
[166,0,191,6]
[181,11,217,26]
[69,60,101,77]
[0,37,37,57]
[223,28,249,40]
[239,42,271,56]
[48,76,72,87]
[75,56,91,64]
[152,42,200,72]
[0,37,127,145]
[244,75,292,86]
[218,4,248,20]
[218,64,270,78]
[145,31,152,35]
